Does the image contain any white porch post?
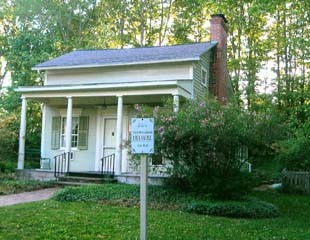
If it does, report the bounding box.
[40,104,46,158]
[17,97,27,170]
[115,95,123,175]
[95,107,103,171]
[173,94,180,112]
[65,96,73,172]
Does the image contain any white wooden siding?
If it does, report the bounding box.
[46,63,193,86]
[177,80,193,96]
[192,51,212,100]
[43,105,130,172]
[43,106,98,171]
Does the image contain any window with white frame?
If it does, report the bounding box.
[61,117,79,148]
[201,68,209,87]
[51,115,89,150]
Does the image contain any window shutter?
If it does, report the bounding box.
[51,116,61,150]
[78,116,89,150]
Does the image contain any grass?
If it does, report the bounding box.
[0,189,309,239]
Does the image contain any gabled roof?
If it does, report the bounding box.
[33,41,217,70]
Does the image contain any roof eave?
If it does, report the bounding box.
[15,80,181,93]
[32,57,200,71]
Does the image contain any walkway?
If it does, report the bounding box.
[0,188,59,207]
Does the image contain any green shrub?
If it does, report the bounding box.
[0,161,17,173]
[183,197,280,218]
[156,98,252,199]
[278,120,310,171]
[0,112,18,173]
[0,102,42,172]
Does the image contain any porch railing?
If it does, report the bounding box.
[54,152,71,178]
[100,153,115,176]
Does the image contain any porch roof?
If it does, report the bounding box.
[16,80,191,100]
[33,41,217,70]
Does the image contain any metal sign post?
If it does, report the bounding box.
[140,154,148,240]
[131,118,154,240]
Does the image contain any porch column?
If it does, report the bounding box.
[40,104,46,158]
[17,97,27,169]
[115,95,123,175]
[173,94,180,112]
[65,96,73,172]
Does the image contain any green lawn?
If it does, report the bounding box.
[0,191,309,240]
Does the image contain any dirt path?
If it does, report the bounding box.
[0,188,59,207]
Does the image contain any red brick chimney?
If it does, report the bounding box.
[209,14,229,103]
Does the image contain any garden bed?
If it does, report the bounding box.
[53,184,279,218]
[0,173,56,195]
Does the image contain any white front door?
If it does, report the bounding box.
[101,118,117,171]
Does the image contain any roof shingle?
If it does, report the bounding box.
[33,41,217,70]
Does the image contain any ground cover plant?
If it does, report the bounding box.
[53,184,279,218]
[183,197,279,218]
[0,190,309,240]
[0,174,55,195]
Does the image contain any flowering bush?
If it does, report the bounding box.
[156,99,252,199]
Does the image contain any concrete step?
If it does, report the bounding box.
[56,181,95,186]
[57,176,117,184]
[67,172,114,179]
[58,176,103,184]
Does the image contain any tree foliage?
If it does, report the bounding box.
[0,110,18,172]
[278,119,310,171]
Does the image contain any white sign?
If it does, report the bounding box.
[131,118,154,154]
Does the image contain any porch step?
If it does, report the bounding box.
[57,176,117,184]
[56,181,95,186]
[67,172,114,179]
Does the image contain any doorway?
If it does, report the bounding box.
[101,118,117,172]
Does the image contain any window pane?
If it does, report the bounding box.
[62,118,66,134]
[72,135,78,148]
[72,117,79,135]
[61,117,79,148]
[201,70,207,85]
[61,135,66,148]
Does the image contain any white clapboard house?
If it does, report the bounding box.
[16,14,231,184]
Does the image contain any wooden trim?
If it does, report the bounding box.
[32,58,199,71]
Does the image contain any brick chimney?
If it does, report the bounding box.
[209,14,229,102]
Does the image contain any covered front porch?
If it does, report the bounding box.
[16,82,188,182]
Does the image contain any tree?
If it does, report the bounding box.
[170,0,212,44]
